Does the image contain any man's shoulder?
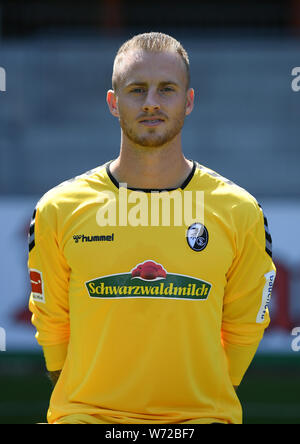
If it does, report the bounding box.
[194,161,256,200]
[35,161,111,212]
[193,161,262,220]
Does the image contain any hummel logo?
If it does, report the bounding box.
[73,234,114,243]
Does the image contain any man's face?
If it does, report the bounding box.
[107,50,194,148]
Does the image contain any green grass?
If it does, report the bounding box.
[0,352,299,424]
[0,352,52,424]
[238,354,300,424]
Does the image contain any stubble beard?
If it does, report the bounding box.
[119,112,186,148]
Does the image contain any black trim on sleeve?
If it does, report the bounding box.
[258,204,273,258]
[28,208,36,253]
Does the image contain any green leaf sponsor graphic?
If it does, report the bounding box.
[85,273,211,300]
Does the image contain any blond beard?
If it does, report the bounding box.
[119,112,186,148]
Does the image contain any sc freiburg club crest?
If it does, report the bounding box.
[186,223,209,252]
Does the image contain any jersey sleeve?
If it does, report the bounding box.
[28,198,70,371]
[222,202,276,386]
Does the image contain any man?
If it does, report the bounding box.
[28,32,276,424]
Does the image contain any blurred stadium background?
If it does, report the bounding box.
[0,0,300,424]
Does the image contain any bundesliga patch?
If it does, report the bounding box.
[29,269,45,303]
[186,223,209,252]
[256,271,276,323]
[85,260,212,301]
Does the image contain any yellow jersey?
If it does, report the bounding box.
[28,160,276,424]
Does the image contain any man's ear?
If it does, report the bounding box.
[106,89,119,117]
[185,88,194,116]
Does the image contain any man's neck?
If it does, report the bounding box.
[110,137,193,190]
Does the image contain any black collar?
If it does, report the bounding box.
[106,160,196,193]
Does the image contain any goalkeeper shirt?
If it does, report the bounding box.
[28,160,276,424]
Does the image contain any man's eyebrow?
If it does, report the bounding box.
[159,81,179,87]
[124,80,180,88]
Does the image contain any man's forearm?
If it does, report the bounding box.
[48,370,61,387]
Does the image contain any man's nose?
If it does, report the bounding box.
[142,90,160,113]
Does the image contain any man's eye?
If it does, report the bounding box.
[161,87,174,92]
[130,87,174,93]
[130,88,145,93]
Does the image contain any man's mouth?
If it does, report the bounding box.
[139,118,165,127]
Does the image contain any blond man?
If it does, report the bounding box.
[28,32,276,424]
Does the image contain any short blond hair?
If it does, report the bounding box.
[112,32,190,92]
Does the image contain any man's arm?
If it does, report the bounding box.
[28,200,70,374]
[222,203,276,387]
[48,370,62,387]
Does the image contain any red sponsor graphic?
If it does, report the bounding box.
[131,260,167,280]
[29,269,43,295]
